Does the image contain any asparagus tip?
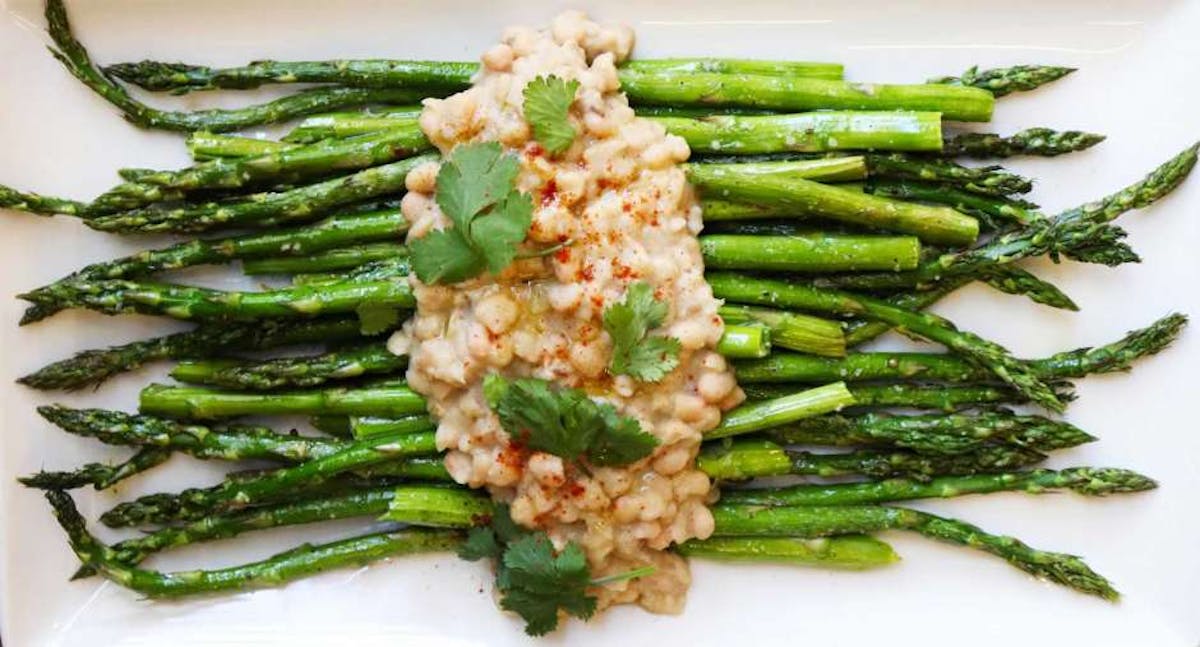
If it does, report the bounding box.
[1062,467,1158,495]
[17,472,65,489]
[69,565,97,581]
[43,489,109,575]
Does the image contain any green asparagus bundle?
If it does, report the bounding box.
[19,207,408,323]
[85,156,435,234]
[44,1,428,133]
[87,125,430,214]
[707,272,1066,411]
[734,312,1186,385]
[17,317,370,390]
[5,0,1193,628]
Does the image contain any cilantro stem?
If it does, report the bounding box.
[515,238,574,259]
[589,565,657,586]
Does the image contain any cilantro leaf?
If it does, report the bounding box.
[603,282,682,382]
[489,503,529,544]
[491,377,603,459]
[624,336,682,382]
[457,502,655,635]
[500,534,596,636]
[410,142,533,285]
[458,526,501,561]
[471,190,533,273]
[435,142,520,229]
[487,375,658,467]
[355,302,401,336]
[523,76,580,155]
[587,407,660,466]
[409,227,486,284]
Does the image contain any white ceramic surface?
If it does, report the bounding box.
[1,1,1198,645]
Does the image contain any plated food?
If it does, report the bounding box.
[2,0,1195,637]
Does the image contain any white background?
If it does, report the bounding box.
[1,1,1198,645]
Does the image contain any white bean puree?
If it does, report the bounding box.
[389,11,743,614]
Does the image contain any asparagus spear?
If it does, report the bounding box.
[29,259,412,322]
[705,382,856,440]
[283,109,424,144]
[805,258,1076,303]
[194,111,942,164]
[170,342,406,390]
[17,317,368,391]
[107,58,475,93]
[942,128,1105,158]
[694,152,1035,198]
[139,381,426,420]
[46,489,461,597]
[689,167,979,246]
[736,313,1186,385]
[688,156,870,184]
[865,154,1032,196]
[710,502,1117,599]
[115,374,1058,427]
[719,468,1157,506]
[188,131,291,160]
[842,277,971,347]
[19,448,171,490]
[38,406,371,460]
[619,71,994,122]
[765,411,1093,454]
[99,431,434,527]
[718,305,846,357]
[741,382,1076,410]
[20,208,408,323]
[654,112,943,154]
[103,54,988,119]
[715,324,772,359]
[278,109,942,156]
[349,415,436,439]
[166,340,405,386]
[242,242,407,275]
[106,57,843,96]
[85,155,435,234]
[977,265,1079,310]
[89,125,431,214]
[0,184,87,217]
[707,272,1065,411]
[621,59,844,79]
[697,439,1044,481]
[164,321,766,389]
[863,179,1038,225]
[930,65,1075,97]
[674,535,897,569]
[44,1,427,133]
[700,234,922,272]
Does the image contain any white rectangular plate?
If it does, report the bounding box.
[2,1,1198,645]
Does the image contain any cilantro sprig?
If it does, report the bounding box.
[459,505,654,636]
[409,142,534,284]
[523,76,580,155]
[603,282,682,382]
[483,375,658,467]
